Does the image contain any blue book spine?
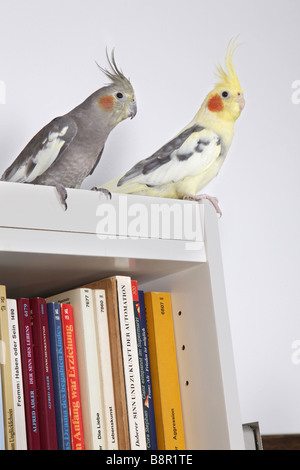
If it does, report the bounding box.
[47,302,71,450]
[0,373,5,450]
[133,283,150,449]
[138,291,157,450]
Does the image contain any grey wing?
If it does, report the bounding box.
[117,124,204,186]
[1,116,78,183]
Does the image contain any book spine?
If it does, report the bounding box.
[47,302,71,450]
[116,276,146,450]
[0,285,16,449]
[132,281,152,450]
[17,298,40,450]
[7,298,27,449]
[93,289,118,450]
[144,292,185,450]
[30,297,57,450]
[0,365,5,449]
[60,303,85,450]
[138,290,157,450]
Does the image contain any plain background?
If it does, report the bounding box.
[0,0,300,436]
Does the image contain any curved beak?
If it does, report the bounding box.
[235,93,245,111]
[128,99,137,119]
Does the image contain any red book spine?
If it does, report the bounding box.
[30,298,57,450]
[60,304,85,450]
[131,280,139,303]
[17,298,41,450]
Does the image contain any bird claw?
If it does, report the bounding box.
[55,183,68,211]
[183,193,222,217]
[90,186,112,200]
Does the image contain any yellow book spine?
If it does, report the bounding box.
[0,286,16,450]
[144,292,185,450]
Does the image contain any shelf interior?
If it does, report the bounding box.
[141,263,234,450]
[0,250,200,299]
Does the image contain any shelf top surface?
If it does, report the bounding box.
[0,181,206,260]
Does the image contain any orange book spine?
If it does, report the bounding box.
[144,292,185,450]
[60,304,85,450]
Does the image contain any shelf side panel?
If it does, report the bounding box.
[203,201,245,450]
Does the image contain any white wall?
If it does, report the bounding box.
[1,0,300,436]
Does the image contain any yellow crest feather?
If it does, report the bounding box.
[215,36,242,91]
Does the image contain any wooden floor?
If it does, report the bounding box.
[262,434,300,450]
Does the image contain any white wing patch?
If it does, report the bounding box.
[135,129,221,186]
[9,126,69,183]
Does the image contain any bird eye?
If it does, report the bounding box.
[221,91,229,98]
[116,92,124,99]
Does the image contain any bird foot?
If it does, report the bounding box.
[55,183,68,211]
[183,193,222,217]
[90,186,112,200]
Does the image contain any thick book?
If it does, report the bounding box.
[115,276,146,450]
[7,298,27,449]
[17,298,40,450]
[93,289,118,450]
[30,297,58,450]
[144,292,185,450]
[83,277,130,450]
[138,290,157,450]
[47,302,71,450]
[132,281,152,449]
[47,288,107,450]
[60,303,85,450]
[0,285,16,449]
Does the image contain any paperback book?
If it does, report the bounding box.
[47,302,71,450]
[144,292,185,450]
[17,298,40,450]
[7,298,27,449]
[30,297,57,450]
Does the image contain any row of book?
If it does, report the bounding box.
[0,276,186,450]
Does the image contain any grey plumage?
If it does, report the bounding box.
[1,51,137,209]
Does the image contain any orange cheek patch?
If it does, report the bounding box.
[208,94,224,112]
[98,95,114,110]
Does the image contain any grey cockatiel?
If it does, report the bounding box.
[1,51,137,209]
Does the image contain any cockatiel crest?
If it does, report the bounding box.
[1,50,137,209]
[100,38,245,216]
[196,37,244,125]
[215,38,242,90]
[96,50,136,123]
[97,50,134,93]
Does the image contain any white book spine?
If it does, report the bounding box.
[7,299,27,450]
[47,288,107,450]
[93,289,119,450]
[116,276,146,450]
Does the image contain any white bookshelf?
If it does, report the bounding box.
[0,181,245,450]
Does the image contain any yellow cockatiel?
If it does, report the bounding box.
[100,38,245,216]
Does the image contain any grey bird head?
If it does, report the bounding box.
[94,50,137,124]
